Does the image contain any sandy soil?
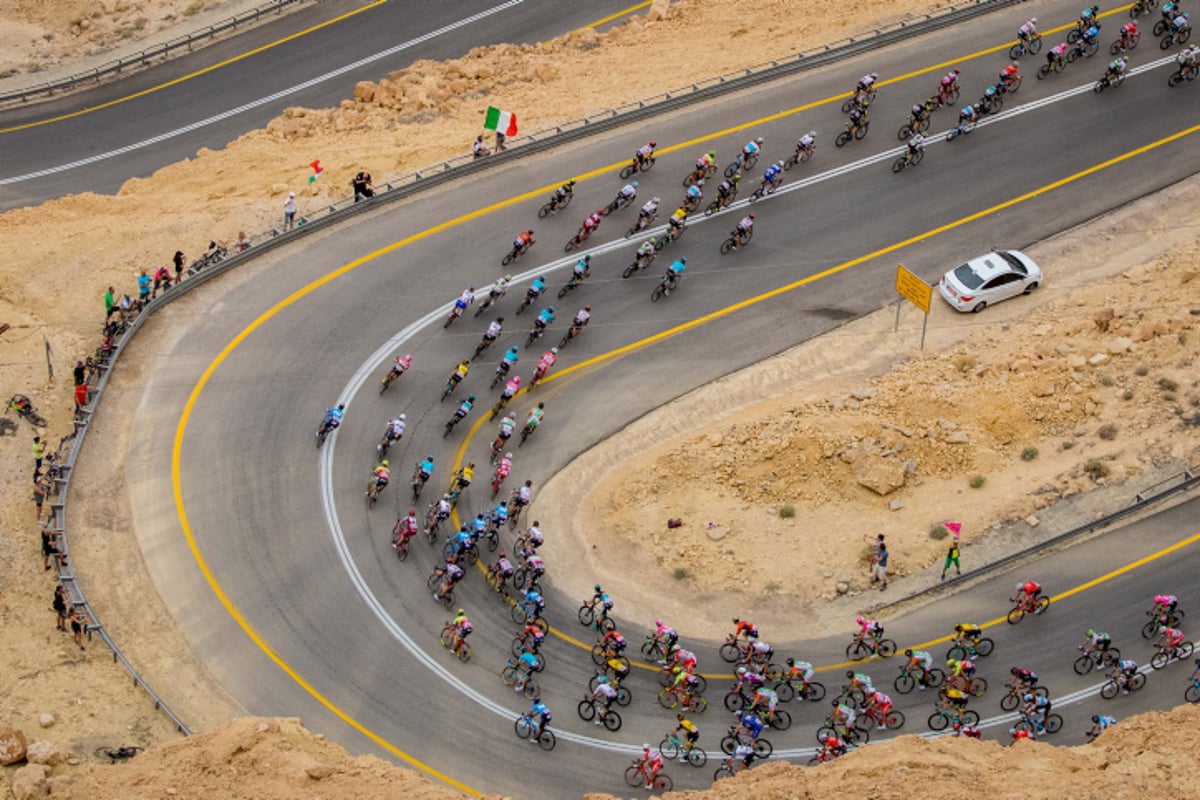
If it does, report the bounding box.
[1,0,1198,797]
[0,0,314,87]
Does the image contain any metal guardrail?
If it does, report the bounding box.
[47,0,1017,737]
[0,0,305,106]
[879,466,1200,611]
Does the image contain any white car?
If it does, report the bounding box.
[938,250,1042,313]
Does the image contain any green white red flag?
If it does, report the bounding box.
[484,106,518,136]
[308,159,324,185]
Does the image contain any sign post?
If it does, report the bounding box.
[894,264,933,350]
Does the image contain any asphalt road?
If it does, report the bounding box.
[110,0,1200,796]
[0,0,643,209]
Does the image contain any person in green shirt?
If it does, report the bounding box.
[104,286,115,320]
[941,534,961,581]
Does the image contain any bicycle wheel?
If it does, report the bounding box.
[688,695,708,714]
[577,700,596,721]
[1130,672,1146,692]
[1186,682,1200,703]
[514,716,532,740]
[769,709,792,731]
[1100,680,1119,700]
[457,643,472,663]
[1073,654,1095,675]
[1035,596,1050,614]
[616,686,632,707]
[854,121,870,140]
[927,668,946,688]
[1094,78,1108,93]
[1007,606,1026,625]
[602,710,622,731]
[1044,713,1063,734]
[659,737,680,759]
[844,727,867,746]
[657,688,679,709]
[687,747,707,767]
[591,645,608,666]
[775,681,795,702]
[928,711,950,731]
[1143,618,1163,638]
[753,738,773,758]
[1000,691,1020,712]
[536,729,556,751]
[840,97,856,113]
[511,605,529,625]
[894,673,915,695]
[962,710,981,726]
[1013,719,1034,734]
[619,163,636,180]
[650,285,665,302]
[846,640,872,661]
[1029,36,1043,54]
[577,604,595,626]
[1008,43,1024,59]
[1037,64,1052,80]
[537,203,554,219]
[947,645,967,662]
[891,156,907,174]
[652,775,673,792]
[884,709,905,730]
[835,130,852,148]
[501,665,520,686]
[724,692,747,712]
[968,676,987,697]
[974,637,995,657]
[719,238,736,255]
[1067,27,1082,44]
[623,765,643,787]
[878,639,897,657]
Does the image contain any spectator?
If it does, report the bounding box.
[137,270,151,304]
[53,585,69,632]
[941,523,963,581]
[74,381,90,415]
[236,231,251,252]
[69,606,88,651]
[118,293,134,323]
[472,135,488,159]
[32,435,44,471]
[173,250,186,285]
[352,171,374,202]
[33,476,49,522]
[284,191,297,231]
[874,541,889,591]
[104,286,116,321]
[495,130,507,152]
[152,265,172,298]
[73,360,86,386]
[864,534,884,583]
[42,527,63,571]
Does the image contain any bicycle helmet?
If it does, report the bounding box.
[748,212,755,219]
[511,376,521,386]
[547,306,555,313]
[755,136,764,144]
[652,196,660,204]
[537,275,545,283]
[707,150,716,158]
[871,71,879,79]
[904,649,913,657]
[1086,628,1094,638]
[846,670,855,679]
[595,584,602,591]
[809,130,817,137]
[468,285,476,292]
[398,413,406,420]
[649,140,657,147]
[457,608,465,615]
[786,658,795,666]
[1030,17,1036,24]
[597,675,608,683]
[1011,667,1020,675]
[680,257,687,264]
[776,160,785,168]
[550,347,558,354]
[947,660,956,667]
[736,666,747,675]
[506,452,513,459]
[1011,61,1020,68]
[855,616,864,625]
[1015,584,1023,591]
[584,305,591,311]
[337,403,345,410]
[631,181,638,188]
[1091,715,1100,723]
[380,460,389,467]
[1023,694,1033,702]
[583,254,591,262]
[499,551,506,557]
[467,394,475,402]
[733,618,741,624]
[655,619,662,626]
[643,743,651,751]
[1091,4,1099,13]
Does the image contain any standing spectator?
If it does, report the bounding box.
[495,130,507,152]
[42,527,62,571]
[69,606,88,651]
[941,522,963,581]
[32,435,45,472]
[118,293,134,323]
[283,191,297,230]
[236,231,251,252]
[136,270,151,304]
[874,541,889,591]
[74,381,90,415]
[152,265,171,298]
[864,534,884,583]
[53,585,69,632]
[173,250,186,285]
[104,286,116,321]
[352,171,374,202]
[32,476,49,522]
[73,359,86,386]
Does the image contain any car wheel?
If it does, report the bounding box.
[971,301,987,313]
[1023,281,1039,294]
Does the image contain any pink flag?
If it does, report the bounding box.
[944,521,962,535]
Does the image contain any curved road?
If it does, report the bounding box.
[0,0,645,209]
[107,1,1200,796]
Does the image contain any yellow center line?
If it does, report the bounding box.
[0,1,387,134]
[170,16,1186,781]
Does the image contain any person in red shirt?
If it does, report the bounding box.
[74,382,89,413]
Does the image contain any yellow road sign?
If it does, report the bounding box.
[895,264,932,314]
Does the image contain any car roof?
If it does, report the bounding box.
[965,252,1024,280]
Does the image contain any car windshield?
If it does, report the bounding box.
[952,263,984,290]
[996,251,1028,275]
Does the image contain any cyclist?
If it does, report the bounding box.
[450,609,472,656]
[663,257,686,290]
[1022,693,1052,731]
[447,461,472,495]
[1105,56,1128,84]
[322,403,345,431]
[909,102,931,128]
[517,521,544,554]
[433,558,464,600]
[938,68,960,103]
[668,206,688,237]
[784,657,816,689]
[488,500,510,532]
[448,393,475,428]
[1152,593,1181,619]
[1078,21,1102,52]
[904,648,934,688]
[513,648,540,693]
[855,71,878,98]
[527,698,551,741]
[615,180,638,208]
[846,669,875,697]
[999,61,1020,90]
[1155,625,1186,656]
[638,196,660,225]
[759,161,784,194]
[1013,579,1044,612]
[818,734,847,761]
[1047,41,1069,70]
[733,665,765,697]
[533,306,555,336]
[551,180,574,208]
[796,130,816,159]
[863,689,894,729]
[905,132,925,162]
[570,257,592,286]
[1018,17,1038,44]
[637,744,664,790]
[393,509,419,550]
[683,181,703,211]
[512,230,534,256]
[730,212,755,250]
[576,210,602,243]
[952,722,982,739]
[1088,714,1116,738]
[715,174,740,207]
[1010,726,1035,743]
[447,359,470,392]
[523,275,547,307]
[588,676,619,726]
[386,353,413,382]
[1109,658,1139,694]
[1117,20,1138,47]
[516,621,545,654]
[940,685,968,715]
[946,658,977,688]
[732,618,759,643]
[453,286,476,314]
[1178,45,1199,72]
[635,238,657,266]
[854,615,884,647]
[493,451,513,487]
[381,414,406,449]
[1079,4,1100,29]
[847,104,868,137]
[635,141,656,169]
[521,551,545,589]
[512,479,534,511]
[952,623,984,645]
[746,637,773,667]
[447,525,473,561]
[430,494,452,528]
[477,317,503,356]
[1170,11,1190,42]
[1083,628,1114,658]
[370,459,390,491]
[522,587,546,619]
[492,413,516,456]
[1010,666,1039,694]
[531,348,557,386]
[495,376,522,413]
[489,551,515,591]
[670,646,698,675]
[524,402,546,436]
[673,713,699,761]
[413,452,435,486]
[568,305,591,336]
[733,711,765,744]
[828,700,857,736]
[651,619,678,657]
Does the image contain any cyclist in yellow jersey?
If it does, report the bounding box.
[673,713,699,761]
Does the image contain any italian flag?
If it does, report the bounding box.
[308,159,324,185]
[484,106,518,136]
